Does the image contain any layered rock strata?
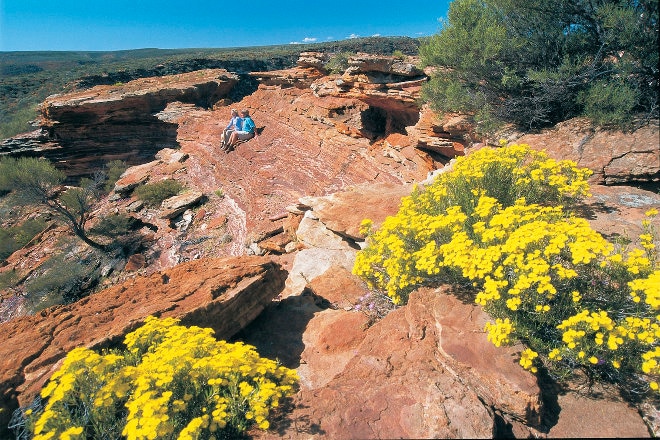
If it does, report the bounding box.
[1,69,239,179]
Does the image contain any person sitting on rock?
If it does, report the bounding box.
[221,108,242,150]
[226,109,258,151]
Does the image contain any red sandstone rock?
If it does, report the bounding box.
[124,253,146,271]
[514,118,659,184]
[159,191,205,219]
[33,70,238,179]
[247,285,541,439]
[1,55,658,440]
[297,182,413,240]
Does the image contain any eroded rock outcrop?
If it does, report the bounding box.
[1,69,239,179]
[1,51,659,439]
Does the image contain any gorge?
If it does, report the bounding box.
[0,50,659,438]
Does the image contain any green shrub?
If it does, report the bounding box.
[420,0,658,130]
[0,270,19,290]
[20,316,298,439]
[104,160,128,193]
[0,157,108,250]
[326,52,352,74]
[391,50,405,60]
[354,143,660,395]
[89,213,136,238]
[579,80,640,128]
[23,252,100,310]
[0,103,40,139]
[0,218,47,261]
[134,179,183,207]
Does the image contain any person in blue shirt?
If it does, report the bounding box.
[221,108,242,150]
[226,109,258,151]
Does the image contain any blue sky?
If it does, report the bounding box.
[0,0,451,51]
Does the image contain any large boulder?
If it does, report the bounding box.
[244,281,544,439]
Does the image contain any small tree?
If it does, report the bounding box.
[0,157,107,251]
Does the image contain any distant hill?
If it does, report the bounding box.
[0,37,421,140]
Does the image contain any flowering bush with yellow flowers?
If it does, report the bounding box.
[353,143,593,304]
[353,143,660,395]
[19,316,298,440]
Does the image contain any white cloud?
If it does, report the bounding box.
[372,33,381,37]
[348,33,360,39]
[289,41,302,44]
[303,37,317,43]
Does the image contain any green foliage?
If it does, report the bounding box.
[20,316,298,439]
[326,52,352,74]
[134,179,184,207]
[0,270,19,291]
[579,79,641,127]
[420,0,659,131]
[354,143,660,396]
[0,156,65,205]
[391,50,405,60]
[0,103,40,140]
[88,213,136,238]
[103,160,128,193]
[23,251,101,309]
[0,217,47,261]
[0,156,107,250]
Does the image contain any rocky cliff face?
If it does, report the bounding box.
[1,69,239,179]
[0,52,659,438]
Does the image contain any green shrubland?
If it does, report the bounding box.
[134,180,184,207]
[0,217,47,262]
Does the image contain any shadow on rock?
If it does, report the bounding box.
[232,289,329,369]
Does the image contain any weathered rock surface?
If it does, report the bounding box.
[0,256,286,435]
[297,182,413,241]
[159,191,205,219]
[345,52,425,77]
[512,118,659,184]
[242,280,543,439]
[243,180,657,439]
[2,69,239,179]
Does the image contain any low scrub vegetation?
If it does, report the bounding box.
[23,249,104,311]
[326,51,353,74]
[0,217,47,262]
[354,143,659,396]
[103,160,128,193]
[134,179,184,207]
[15,316,298,440]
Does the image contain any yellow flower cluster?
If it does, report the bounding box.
[354,143,594,304]
[485,318,514,347]
[519,348,539,373]
[353,142,660,394]
[27,316,298,439]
